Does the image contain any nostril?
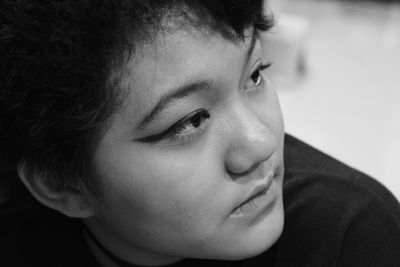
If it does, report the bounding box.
[224,124,276,179]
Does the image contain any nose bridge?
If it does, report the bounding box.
[225,103,276,175]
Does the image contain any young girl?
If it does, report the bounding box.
[1,1,400,266]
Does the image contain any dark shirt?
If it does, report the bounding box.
[1,134,400,266]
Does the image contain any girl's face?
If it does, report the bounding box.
[87,26,285,265]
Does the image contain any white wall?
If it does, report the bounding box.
[263,0,400,199]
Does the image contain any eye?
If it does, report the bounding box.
[137,109,210,144]
[246,62,272,89]
[168,109,210,142]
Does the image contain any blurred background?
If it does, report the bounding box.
[262,0,400,199]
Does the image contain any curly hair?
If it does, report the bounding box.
[0,0,274,195]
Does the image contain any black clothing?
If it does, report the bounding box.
[2,134,400,266]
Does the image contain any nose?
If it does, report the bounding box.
[224,105,276,177]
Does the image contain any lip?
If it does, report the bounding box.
[230,172,276,216]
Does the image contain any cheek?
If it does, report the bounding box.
[252,80,285,141]
[92,141,230,240]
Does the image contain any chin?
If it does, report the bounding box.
[232,183,285,259]
[204,200,285,261]
[230,209,284,260]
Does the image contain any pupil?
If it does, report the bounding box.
[192,114,201,127]
[252,70,260,84]
[191,111,210,128]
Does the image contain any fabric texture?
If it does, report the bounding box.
[1,134,400,266]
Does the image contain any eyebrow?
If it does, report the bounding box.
[137,80,212,129]
[136,30,258,130]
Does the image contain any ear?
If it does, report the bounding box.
[17,162,95,218]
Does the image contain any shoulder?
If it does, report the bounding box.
[0,171,95,266]
[283,134,400,220]
[0,201,98,266]
[277,134,400,266]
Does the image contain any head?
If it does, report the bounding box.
[1,0,285,265]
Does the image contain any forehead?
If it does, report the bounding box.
[117,27,253,123]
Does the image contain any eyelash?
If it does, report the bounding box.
[137,109,210,144]
[138,62,273,144]
[248,62,273,88]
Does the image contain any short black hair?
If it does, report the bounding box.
[0,0,274,195]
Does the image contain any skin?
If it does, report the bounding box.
[84,24,285,266]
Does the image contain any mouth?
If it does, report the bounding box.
[230,172,276,216]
